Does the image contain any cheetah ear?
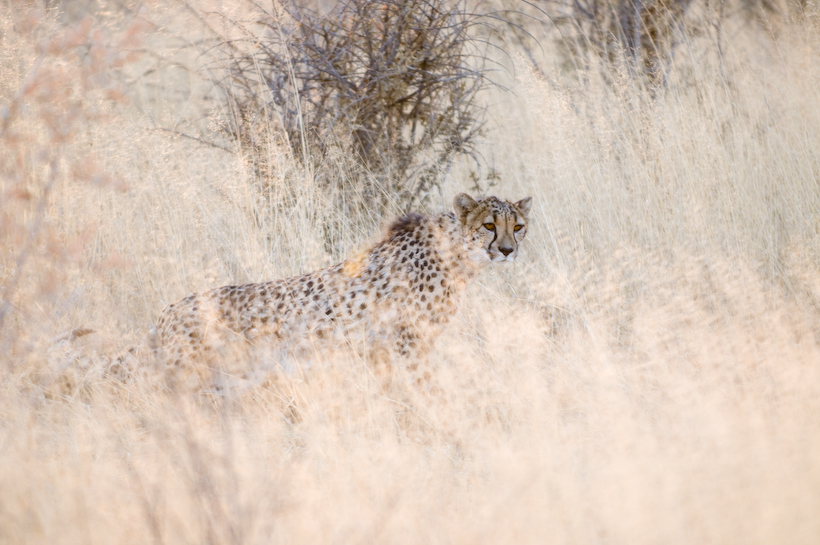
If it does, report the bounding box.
[454,193,478,224]
[515,196,533,217]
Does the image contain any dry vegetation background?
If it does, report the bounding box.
[2,0,820,543]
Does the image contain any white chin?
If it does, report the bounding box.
[490,255,515,263]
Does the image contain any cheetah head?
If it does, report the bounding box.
[454,193,533,264]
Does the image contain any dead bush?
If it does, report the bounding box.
[211,0,492,209]
[506,0,801,84]
[0,5,148,357]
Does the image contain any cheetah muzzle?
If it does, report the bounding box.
[152,193,532,387]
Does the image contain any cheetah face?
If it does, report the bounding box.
[454,193,533,264]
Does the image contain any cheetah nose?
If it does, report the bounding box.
[499,247,514,257]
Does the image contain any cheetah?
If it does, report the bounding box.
[152,193,532,388]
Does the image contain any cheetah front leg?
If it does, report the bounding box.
[393,325,440,395]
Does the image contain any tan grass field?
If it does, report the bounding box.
[2,2,820,543]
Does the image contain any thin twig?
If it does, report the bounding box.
[148,127,234,153]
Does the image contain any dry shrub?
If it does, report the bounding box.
[493,0,695,81]
[502,0,811,83]
[0,4,150,361]
[204,0,491,209]
[560,0,693,78]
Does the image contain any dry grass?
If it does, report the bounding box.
[2,2,820,544]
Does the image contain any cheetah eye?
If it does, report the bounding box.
[483,223,496,231]
[514,225,523,232]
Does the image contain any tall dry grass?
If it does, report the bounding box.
[2,2,820,544]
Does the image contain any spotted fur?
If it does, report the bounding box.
[152,193,532,387]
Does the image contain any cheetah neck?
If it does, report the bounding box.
[433,212,486,287]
